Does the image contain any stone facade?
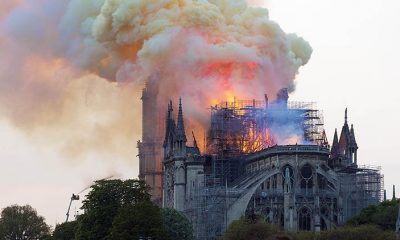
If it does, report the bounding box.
[162,99,204,211]
[244,145,339,231]
[162,100,383,239]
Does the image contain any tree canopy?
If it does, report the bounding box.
[347,199,399,230]
[222,216,278,240]
[0,205,50,240]
[74,179,192,240]
[52,221,77,240]
[75,179,151,239]
[161,208,193,240]
[109,201,168,240]
[287,225,396,240]
[221,214,397,240]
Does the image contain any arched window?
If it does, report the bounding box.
[300,164,313,190]
[298,207,312,231]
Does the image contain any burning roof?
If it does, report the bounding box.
[206,90,328,157]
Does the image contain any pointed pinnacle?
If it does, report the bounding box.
[192,131,198,148]
[177,97,186,138]
[178,98,183,122]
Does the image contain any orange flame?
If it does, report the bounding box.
[242,124,276,154]
[201,61,259,105]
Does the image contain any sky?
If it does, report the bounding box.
[0,0,399,226]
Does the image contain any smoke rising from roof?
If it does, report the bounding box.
[0,0,312,161]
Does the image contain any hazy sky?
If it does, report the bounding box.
[0,0,399,226]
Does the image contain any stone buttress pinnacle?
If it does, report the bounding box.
[176,98,187,142]
[333,128,338,145]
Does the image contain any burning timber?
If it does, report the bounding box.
[138,88,383,240]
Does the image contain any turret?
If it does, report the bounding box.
[337,108,358,166]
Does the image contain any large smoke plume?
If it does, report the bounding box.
[0,0,312,161]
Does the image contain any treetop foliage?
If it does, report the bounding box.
[76,179,151,239]
[74,179,193,240]
[222,213,398,240]
[0,205,51,240]
[222,216,278,240]
[109,201,168,240]
[161,208,193,240]
[347,199,399,230]
[52,221,77,240]
[81,179,150,212]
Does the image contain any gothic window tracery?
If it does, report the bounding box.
[299,206,312,231]
[300,164,313,191]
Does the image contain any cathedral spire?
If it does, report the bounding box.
[176,97,187,142]
[345,108,348,125]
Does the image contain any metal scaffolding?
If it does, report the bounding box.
[205,98,328,186]
[338,165,384,221]
[186,182,227,240]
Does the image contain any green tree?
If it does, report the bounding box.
[0,205,50,240]
[75,179,151,239]
[222,216,279,240]
[347,199,399,230]
[161,208,193,240]
[109,202,168,240]
[285,226,396,240]
[52,221,77,240]
[317,225,396,240]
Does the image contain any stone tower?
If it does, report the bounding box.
[163,99,203,211]
[137,76,164,205]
